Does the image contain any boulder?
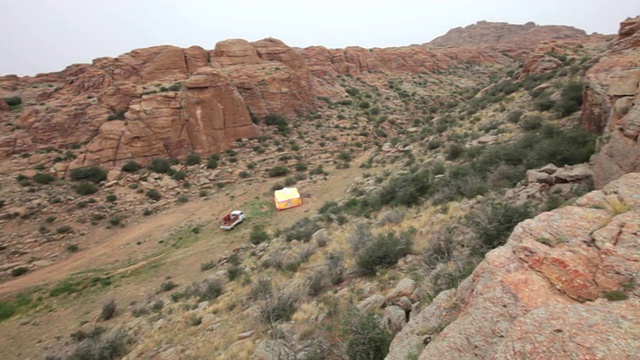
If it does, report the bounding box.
[385,278,416,305]
[357,294,385,313]
[383,305,407,333]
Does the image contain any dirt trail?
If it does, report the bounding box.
[0,163,370,298]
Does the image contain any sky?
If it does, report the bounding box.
[0,0,637,76]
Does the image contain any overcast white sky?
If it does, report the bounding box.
[0,0,637,76]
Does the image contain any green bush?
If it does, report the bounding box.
[520,115,543,131]
[149,158,172,174]
[74,182,99,195]
[33,173,55,184]
[11,267,28,277]
[534,96,556,112]
[146,189,161,201]
[250,225,269,245]
[466,200,533,251]
[185,154,201,166]
[172,171,186,181]
[3,96,21,106]
[107,109,126,121]
[445,143,465,161]
[268,166,290,177]
[356,229,414,276]
[265,114,289,133]
[105,194,117,202]
[342,309,393,360]
[555,81,584,117]
[206,154,219,169]
[284,217,321,242]
[99,299,116,321]
[70,166,107,183]
[121,161,141,173]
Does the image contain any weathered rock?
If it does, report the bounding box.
[386,173,640,360]
[383,305,407,333]
[357,294,385,313]
[584,16,640,188]
[251,340,292,360]
[386,278,416,305]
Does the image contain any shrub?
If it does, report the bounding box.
[56,225,74,234]
[185,154,201,166]
[68,330,128,360]
[239,171,250,178]
[108,216,122,226]
[70,166,107,183]
[507,110,524,123]
[11,267,28,277]
[33,173,55,184]
[150,158,176,174]
[66,244,79,252]
[359,101,370,109]
[534,96,556,112]
[284,217,321,242]
[200,261,215,271]
[466,200,533,251]
[338,151,353,162]
[227,265,243,281]
[181,279,223,301]
[342,309,393,360]
[206,154,219,169]
[520,115,543,131]
[74,182,98,195]
[121,161,141,173]
[445,143,465,161]
[250,225,269,245]
[555,81,584,117]
[261,288,299,324]
[145,189,161,201]
[307,271,325,296]
[105,194,117,202]
[3,96,21,106]
[172,171,186,180]
[159,280,178,292]
[107,109,126,121]
[268,166,290,177]
[356,229,414,276]
[99,300,116,321]
[294,162,308,172]
[326,251,345,285]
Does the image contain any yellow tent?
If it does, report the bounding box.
[274,187,302,210]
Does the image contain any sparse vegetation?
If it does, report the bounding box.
[70,166,107,183]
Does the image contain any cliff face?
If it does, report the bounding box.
[583,16,640,188]
[0,22,591,169]
[386,172,640,360]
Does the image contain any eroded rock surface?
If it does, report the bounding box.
[386,172,640,360]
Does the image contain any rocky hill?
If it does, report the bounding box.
[0,17,639,360]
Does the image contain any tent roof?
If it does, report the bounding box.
[274,187,300,201]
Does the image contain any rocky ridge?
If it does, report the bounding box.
[583,16,640,188]
[0,21,592,171]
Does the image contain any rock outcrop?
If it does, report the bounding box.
[583,16,640,188]
[386,172,640,360]
[0,21,597,168]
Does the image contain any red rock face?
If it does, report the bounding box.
[583,16,640,188]
[0,21,596,168]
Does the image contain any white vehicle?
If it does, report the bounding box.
[220,210,246,230]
